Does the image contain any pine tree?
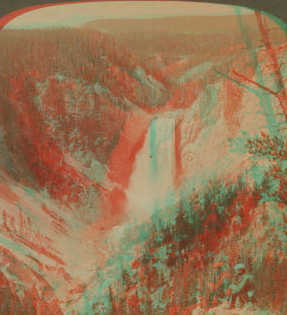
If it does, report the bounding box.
[107,286,116,315]
[143,291,153,315]
[2,209,7,228]
[19,208,24,236]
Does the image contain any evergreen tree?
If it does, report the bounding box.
[2,209,7,228]
[107,286,116,315]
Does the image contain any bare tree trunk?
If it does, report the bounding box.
[255,12,287,121]
[226,8,283,131]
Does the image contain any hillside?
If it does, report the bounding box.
[81,15,282,70]
[82,15,256,33]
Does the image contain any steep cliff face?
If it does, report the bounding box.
[120,41,287,222]
[0,249,63,315]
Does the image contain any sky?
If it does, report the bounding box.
[5,1,253,29]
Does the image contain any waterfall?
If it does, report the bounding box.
[126,117,177,221]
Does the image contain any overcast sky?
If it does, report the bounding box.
[5,1,253,28]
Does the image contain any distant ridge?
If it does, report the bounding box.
[80,15,262,34]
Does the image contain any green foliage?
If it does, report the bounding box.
[245,133,287,162]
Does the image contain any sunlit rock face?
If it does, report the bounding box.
[1,2,287,315]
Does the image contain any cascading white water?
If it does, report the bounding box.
[126,117,177,221]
